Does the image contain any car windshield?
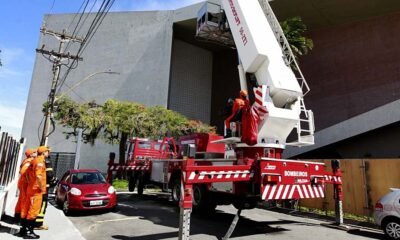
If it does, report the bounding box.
[71,172,106,184]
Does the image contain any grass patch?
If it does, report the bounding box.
[299,206,374,223]
[112,179,128,190]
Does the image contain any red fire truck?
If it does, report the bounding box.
[107,0,344,239]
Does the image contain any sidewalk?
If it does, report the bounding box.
[0,195,85,240]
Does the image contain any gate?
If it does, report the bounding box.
[49,152,76,180]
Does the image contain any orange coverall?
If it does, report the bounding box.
[24,155,47,221]
[225,98,248,129]
[15,157,34,218]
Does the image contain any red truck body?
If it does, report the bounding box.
[107,133,341,211]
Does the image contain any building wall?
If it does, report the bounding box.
[301,11,400,131]
[21,11,174,172]
[298,123,400,159]
[210,50,240,134]
[169,39,213,124]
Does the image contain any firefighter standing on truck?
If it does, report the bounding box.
[22,146,50,239]
[34,157,57,230]
[14,148,37,237]
[224,90,248,137]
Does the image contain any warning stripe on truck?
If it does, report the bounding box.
[109,165,150,171]
[261,184,325,200]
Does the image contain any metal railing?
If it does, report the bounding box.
[0,128,24,192]
[258,0,311,96]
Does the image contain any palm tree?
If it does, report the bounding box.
[280,16,313,58]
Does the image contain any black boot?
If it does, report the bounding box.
[23,220,40,239]
[14,213,21,224]
[14,218,27,237]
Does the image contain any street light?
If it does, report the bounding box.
[41,70,120,146]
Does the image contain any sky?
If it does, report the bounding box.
[0,0,203,139]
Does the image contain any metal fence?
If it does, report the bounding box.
[0,130,23,192]
[49,152,76,180]
[300,159,400,221]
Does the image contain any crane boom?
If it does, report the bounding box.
[220,0,315,147]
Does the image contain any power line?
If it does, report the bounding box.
[64,0,90,53]
[56,0,115,94]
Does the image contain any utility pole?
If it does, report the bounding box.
[36,28,83,146]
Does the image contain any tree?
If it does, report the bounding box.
[280,16,313,59]
[0,50,2,67]
[48,97,215,165]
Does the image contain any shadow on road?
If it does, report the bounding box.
[107,193,308,239]
[347,229,386,240]
[113,231,178,240]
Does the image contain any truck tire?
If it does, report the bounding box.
[137,173,144,196]
[233,197,257,210]
[193,185,216,214]
[128,173,137,192]
[171,177,181,204]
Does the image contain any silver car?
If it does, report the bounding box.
[374,188,400,239]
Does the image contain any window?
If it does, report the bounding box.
[71,172,106,184]
[60,172,69,183]
[154,143,165,151]
[138,141,152,150]
[127,142,134,160]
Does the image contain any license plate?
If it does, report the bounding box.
[90,200,103,206]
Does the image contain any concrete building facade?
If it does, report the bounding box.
[22,0,400,172]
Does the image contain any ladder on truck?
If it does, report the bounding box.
[257,0,315,146]
[196,0,315,147]
[287,97,315,146]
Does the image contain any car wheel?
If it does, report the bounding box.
[63,197,70,216]
[111,204,119,213]
[383,218,400,239]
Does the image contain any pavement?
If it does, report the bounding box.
[0,190,385,240]
[0,194,85,240]
[70,192,385,240]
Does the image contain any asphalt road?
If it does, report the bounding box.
[67,191,385,240]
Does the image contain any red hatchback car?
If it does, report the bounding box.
[55,169,117,215]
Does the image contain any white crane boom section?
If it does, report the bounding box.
[221,0,315,147]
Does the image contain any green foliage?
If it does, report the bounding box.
[47,96,215,146]
[280,16,314,58]
[112,178,128,190]
[102,99,146,143]
[52,97,104,144]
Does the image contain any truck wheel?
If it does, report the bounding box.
[233,198,257,210]
[137,173,144,196]
[193,185,216,214]
[171,177,181,204]
[128,173,137,192]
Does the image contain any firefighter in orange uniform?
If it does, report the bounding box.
[14,149,37,221]
[22,146,50,239]
[224,90,249,137]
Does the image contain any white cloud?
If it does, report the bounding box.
[0,103,25,139]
